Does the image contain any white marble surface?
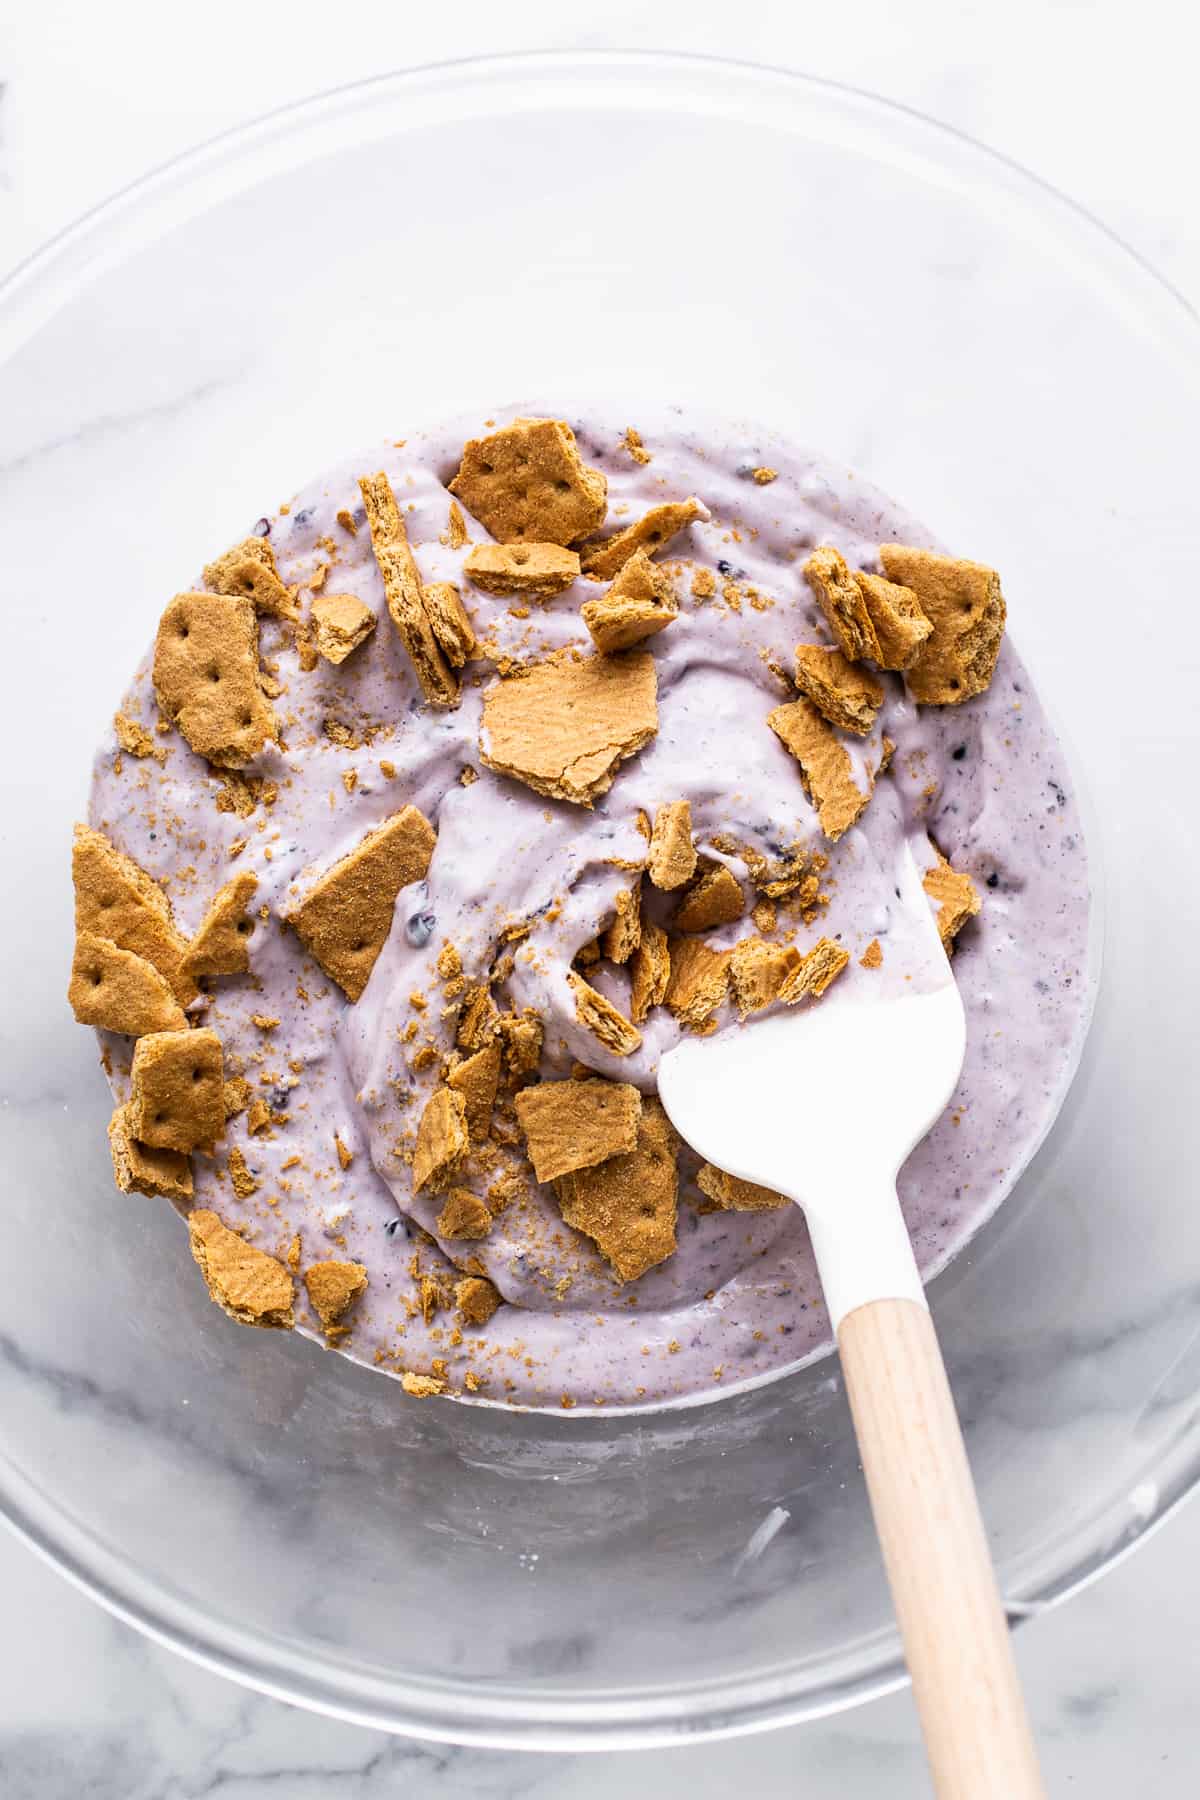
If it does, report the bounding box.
[1,2,1198,1794]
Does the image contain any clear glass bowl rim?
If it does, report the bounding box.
[2,46,1199,1751]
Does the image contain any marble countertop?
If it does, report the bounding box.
[2,2,1197,1794]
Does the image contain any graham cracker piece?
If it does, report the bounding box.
[359,471,459,708]
[673,864,745,933]
[481,651,657,807]
[449,417,607,545]
[579,498,707,580]
[188,1208,294,1329]
[696,1163,789,1212]
[228,1146,257,1198]
[777,937,850,1004]
[436,1188,494,1240]
[304,1259,368,1337]
[289,806,436,1002]
[70,934,187,1036]
[463,542,580,599]
[457,984,499,1051]
[647,801,696,891]
[412,1087,470,1193]
[515,1077,642,1183]
[153,592,277,767]
[554,1098,678,1283]
[768,699,872,840]
[567,972,642,1057]
[456,1275,502,1327]
[203,536,298,621]
[729,937,803,1017]
[446,500,469,549]
[73,823,195,1004]
[855,571,931,671]
[401,1370,447,1397]
[446,1041,502,1140]
[581,549,678,653]
[861,938,884,969]
[923,853,981,950]
[127,1027,225,1152]
[108,1102,192,1201]
[422,582,476,668]
[113,713,165,762]
[497,1009,544,1076]
[878,545,1006,704]
[793,645,885,736]
[310,592,377,665]
[223,1077,251,1119]
[664,938,732,1029]
[804,546,881,663]
[629,919,670,1023]
[600,878,642,965]
[180,871,260,978]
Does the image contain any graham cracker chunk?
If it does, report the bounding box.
[188,1208,294,1329]
[647,801,697,890]
[113,713,164,761]
[180,871,260,978]
[629,919,671,1023]
[436,1188,494,1240]
[497,1008,544,1076]
[401,1370,447,1397]
[447,1041,502,1140]
[697,1163,789,1212]
[856,571,931,671]
[674,864,745,933]
[412,1087,470,1193]
[515,1077,642,1183]
[153,592,277,767]
[481,651,657,806]
[554,1098,678,1283]
[463,542,580,599]
[359,471,459,708]
[456,1275,502,1327]
[580,497,708,580]
[600,879,642,965]
[128,1027,225,1152]
[70,934,187,1036]
[289,806,436,1002]
[777,937,850,1004]
[768,699,872,840]
[449,417,607,546]
[568,973,642,1057]
[422,583,476,667]
[108,1103,193,1201]
[804,546,881,663]
[664,938,732,1030]
[729,937,803,1018]
[73,823,195,1004]
[861,938,884,969]
[203,537,298,621]
[923,853,981,950]
[581,549,678,653]
[793,645,885,736]
[311,592,377,665]
[304,1259,368,1337]
[878,545,1006,704]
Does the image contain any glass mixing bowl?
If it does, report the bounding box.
[1,51,1198,1750]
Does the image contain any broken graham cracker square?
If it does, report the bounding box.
[696,1162,789,1212]
[878,545,1006,705]
[600,878,642,965]
[304,1259,368,1338]
[421,582,476,668]
[581,549,679,654]
[647,800,697,891]
[567,972,642,1057]
[449,417,607,546]
[288,806,435,1002]
[188,1208,294,1329]
[412,1086,470,1193]
[73,823,195,1005]
[203,536,298,621]
[446,1040,502,1140]
[673,864,745,933]
[768,698,872,841]
[515,1077,643,1183]
[358,470,459,708]
[310,592,377,665]
[629,919,671,1023]
[855,571,932,671]
[777,936,850,1005]
[127,1027,225,1152]
[436,1187,494,1240]
[728,937,803,1018]
[579,497,708,580]
[923,852,981,951]
[180,870,259,979]
[463,542,580,599]
[70,934,188,1036]
[153,592,277,767]
[456,1274,503,1327]
[664,937,732,1030]
[554,1098,678,1283]
[108,1102,193,1201]
[804,546,881,663]
[481,651,657,807]
[793,645,885,736]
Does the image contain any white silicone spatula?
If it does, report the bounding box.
[656,855,1045,1800]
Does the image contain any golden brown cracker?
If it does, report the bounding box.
[567,972,642,1057]
[855,571,931,671]
[600,878,642,965]
[777,936,850,1004]
[127,1027,225,1152]
[445,500,469,549]
[497,1008,544,1077]
[463,542,580,599]
[310,592,377,665]
[204,536,298,621]
[188,1208,294,1329]
[647,800,697,891]
[153,592,277,767]
[515,1077,642,1183]
[581,549,678,654]
[449,417,607,545]
[481,652,657,806]
[180,870,259,979]
[73,823,195,1004]
[860,938,884,969]
[579,498,706,580]
[554,1098,678,1283]
[455,1275,503,1327]
[728,937,803,1017]
[446,1040,502,1140]
[696,1163,789,1212]
[923,852,981,950]
[804,546,881,663]
[436,1188,494,1240]
[768,699,872,840]
[629,919,671,1024]
[673,865,745,933]
[113,713,165,762]
[69,934,188,1036]
[664,938,732,1029]
[288,806,436,1002]
[793,644,885,736]
[878,545,1006,704]
[421,582,476,668]
[412,1087,470,1193]
[107,1102,193,1201]
[358,470,459,708]
[304,1259,368,1334]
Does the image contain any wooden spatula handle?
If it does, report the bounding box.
[838,1297,1045,1800]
